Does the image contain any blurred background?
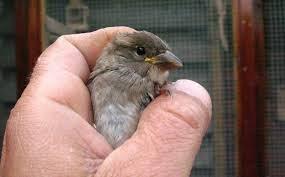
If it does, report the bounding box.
[0,0,284,176]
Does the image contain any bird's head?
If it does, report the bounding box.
[97,31,183,85]
[109,31,182,70]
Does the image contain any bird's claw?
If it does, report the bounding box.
[158,81,172,96]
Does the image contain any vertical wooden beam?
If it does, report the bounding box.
[15,0,29,97]
[27,0,44,69]
[15,0,44,96]
[232,0,266,176]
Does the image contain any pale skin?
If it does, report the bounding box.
[0,27,212,177]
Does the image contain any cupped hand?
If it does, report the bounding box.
[0,27,212,177]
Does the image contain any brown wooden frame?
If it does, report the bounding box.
[15,0,44,96]
[232,0,266,176]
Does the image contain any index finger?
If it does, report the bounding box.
[36,26,135,82]
[65,26,136,70]
[23,27,135,119]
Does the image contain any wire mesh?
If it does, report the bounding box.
[45,0,236,176]
[263,0,285,176]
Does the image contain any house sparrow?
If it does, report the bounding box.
[88,31,182,148]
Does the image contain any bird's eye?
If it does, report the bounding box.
[136,46,146,55]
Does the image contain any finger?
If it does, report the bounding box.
[23,27,134,121]
[36,26,135,81]
[95,80,212,177]
[65,26,136,69]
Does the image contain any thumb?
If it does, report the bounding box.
[95,80,212,177]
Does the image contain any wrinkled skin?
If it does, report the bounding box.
[0,27,212,177]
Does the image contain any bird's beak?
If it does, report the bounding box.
[144,50,183,68]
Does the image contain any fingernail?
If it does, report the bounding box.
[168,79,212,118]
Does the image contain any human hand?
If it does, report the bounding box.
[0,27,212,177]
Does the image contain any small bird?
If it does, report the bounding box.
[88,31,182,148]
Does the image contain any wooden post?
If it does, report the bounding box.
[232,0,266,176]
[15,0,44,96]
